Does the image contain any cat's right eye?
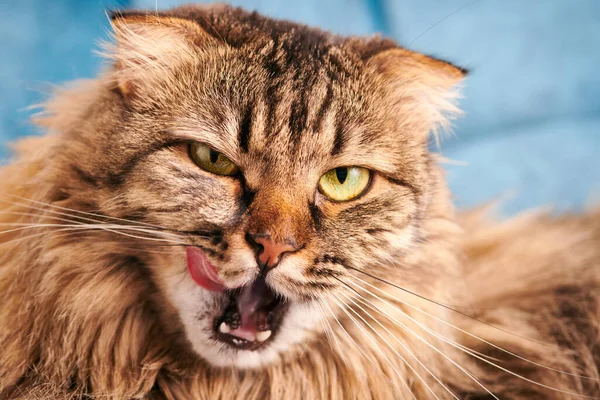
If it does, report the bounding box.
[318,167,371,201]
[188,143,239,176]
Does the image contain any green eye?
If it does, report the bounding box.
[318,167,371,201]
[189,143,239,176]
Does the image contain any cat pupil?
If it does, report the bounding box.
[335,168,348,184]
[209,150,219,164]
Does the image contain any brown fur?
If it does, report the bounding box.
[1,4,599,399]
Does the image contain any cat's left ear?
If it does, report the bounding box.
[107,12,215,98]
[365,46,467,139]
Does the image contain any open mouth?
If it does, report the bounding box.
[215,277,289,350]
[186,247,289,351]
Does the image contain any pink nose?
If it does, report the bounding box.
[252,236,299,269]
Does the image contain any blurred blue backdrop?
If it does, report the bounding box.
[1,0,599,215]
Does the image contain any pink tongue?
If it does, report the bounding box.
[186,247,227,292]
[227,278,274,342]
[237,278,269,329]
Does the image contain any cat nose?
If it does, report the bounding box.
[247,234,300,270]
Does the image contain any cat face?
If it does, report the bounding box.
[51,6,463,368]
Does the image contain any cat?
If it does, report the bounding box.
[1,4,599,399]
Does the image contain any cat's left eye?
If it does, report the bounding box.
[188,143,239,176]
[318,167,371,201]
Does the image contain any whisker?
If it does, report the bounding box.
[0,228,185,252]
[0,222,185,244]
[337,289,448,400]
[0,198,184,243]
[346,266,561,350]
[337,278,496,398]
[341,277,498,398]
[107,243,190,249]
[117,246,185,255]
[348,272,600,381]
[0,195,215,241]
[343,276,599,399]
[0,199,111,226]
[0,223,87,236]
[314,300,343,359]
[0,227,98,248]
[1,194,168,230]
[408,0,481,46]
[0,198,175,234]
[330,296,417,399]
[0,216,195,254]
[0,210,89,226]
[320,299,382,373]
[71,226,187,244]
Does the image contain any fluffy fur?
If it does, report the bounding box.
[1,4,599,399]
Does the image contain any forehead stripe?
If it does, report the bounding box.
[264,83,280,139]
[312,82,333,133]
[289,88,309,146]
[330,117,346,156]
[238,104,253,153]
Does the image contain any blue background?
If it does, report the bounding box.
[1,0,599,215]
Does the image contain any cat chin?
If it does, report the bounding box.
[164,269,321,368]
[196,302,319,369]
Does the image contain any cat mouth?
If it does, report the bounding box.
[214,277,289,351]
[186,247,288,351]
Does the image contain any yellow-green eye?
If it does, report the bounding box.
[189,143,239,176]
[318,167,371,201]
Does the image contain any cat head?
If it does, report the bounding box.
[39,5,465,368]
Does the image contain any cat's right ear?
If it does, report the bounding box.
[106,12,215,98]
[363,44,467,143]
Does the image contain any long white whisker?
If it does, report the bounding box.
[0,199,117,227]
[348,272,600,381]
[0,210,89,226]
[0,222,181,238]
[0,196,215,243]
[0,223,88,236]
[0,223,188,250]
[314,300,345,365]
[330,296,417,399]
[0,227,98,247]
[347,265,561,350]
[0,229,184,259]
[338,276,497,399]
[0,198,173,237]
[337,290,447,400]
[1,194,168,230]
[118,246,185,255]
[345,276,598,399]
[0,223,187,246]
[315,300,338,349]
[73,225,186,244]
[320,299,382,373]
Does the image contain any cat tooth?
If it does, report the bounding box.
[256,330,272,342]
[219,322,231,334]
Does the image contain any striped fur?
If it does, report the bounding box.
[1,4,599,399]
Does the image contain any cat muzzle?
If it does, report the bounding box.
[186,246,288,350]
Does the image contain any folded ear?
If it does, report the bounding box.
[365,46,467,142]
[106,13,214,98]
